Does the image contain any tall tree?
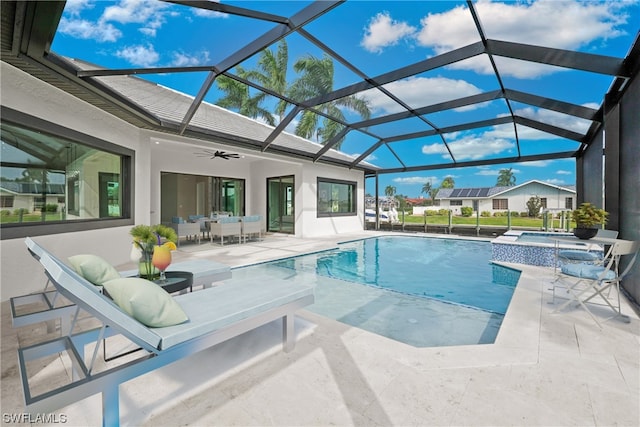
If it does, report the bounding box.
[243,40,290,123]
[441,176,455,188]
[421,181,432,196]
[288,54,371,149]
[497,168,516,186]
[429,187,439,202]
[384,185,396,199]
[384,185,396,208]
[215,66,276,126]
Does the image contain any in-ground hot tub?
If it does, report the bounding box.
[491,230,604,267]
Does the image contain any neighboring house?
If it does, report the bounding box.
[413,180,576,215]
[364,196,397,210]
[0,182,65,213]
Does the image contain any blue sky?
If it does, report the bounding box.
[51,0,639,197]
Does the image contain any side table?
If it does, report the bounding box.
[159,271,193,294]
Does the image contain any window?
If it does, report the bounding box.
[450,200,462,206]
[317,178,356,216]
[565,197,573,209]
[540,198,548,209]
[0,196,14,208]
[1,108,133,239]
[493,199,508,210]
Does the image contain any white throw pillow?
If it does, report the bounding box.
[102,277,188,327]
[68,254,121,286]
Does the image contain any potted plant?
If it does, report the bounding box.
[571,202,608,239]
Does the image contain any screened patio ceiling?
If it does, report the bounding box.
[2,0,639,176]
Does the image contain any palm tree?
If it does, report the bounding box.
[421,181,432,195]
[242,40,290,123]
[441,176,455,188]
[384,185,396,209]
[215,66,276,126]
[496,168,516,186]
[288,54,371,150]
[429,187,439,202]
[384,185,396,198]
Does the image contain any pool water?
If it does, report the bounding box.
[230,236,520,347]
[516,232,573,244]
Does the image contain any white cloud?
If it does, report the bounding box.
[361,12,416,53]
[519,160,551,167]
[361,76,484,114]
[556,170,572,175]
[364,154,377,163]
[171,51,211,67]
[102,0,169,25]
[422,134,515,161]
[192,6,228,19]
[475,168,500,176]
[58,17,122,42]
[415,0,630,78]
[421,143,449,156]
[544,178,568,185]
[392,176,439,185]
[61,0,174,43]
[63,0,94,16]
[115,44,159,67]
[102,0,172,38]
[514,107,593,135]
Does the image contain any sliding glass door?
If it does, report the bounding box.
[267,175,294,234]
[160,173,245,222]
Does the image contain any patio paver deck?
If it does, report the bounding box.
[1,232,638,426]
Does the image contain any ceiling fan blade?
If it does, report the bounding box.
[194,150,241,160]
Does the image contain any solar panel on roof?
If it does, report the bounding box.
[460,189,471,197]
[470,188,481,197]
[450,189,462,197]
[479,188,490,197]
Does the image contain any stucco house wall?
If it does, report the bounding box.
[420,181,575,216]
[0,62,366,300]
[493,181,575,213]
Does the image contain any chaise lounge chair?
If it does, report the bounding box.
[16,241,314,426]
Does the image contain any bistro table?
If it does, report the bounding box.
[549,235,615,272]
[160,271,193,294]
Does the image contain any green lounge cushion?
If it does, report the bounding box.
[102,277,189,327]
[68,254,121,286]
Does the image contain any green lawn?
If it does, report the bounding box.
[397,213,574,229]
[0,212,65,224]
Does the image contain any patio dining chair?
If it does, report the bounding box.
[553,238,639,327]
[557,228,619,265]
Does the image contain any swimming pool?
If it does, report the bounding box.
[230,236,520,347]
[515,232,573,243]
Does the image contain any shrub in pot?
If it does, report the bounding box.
[571,202,608,239]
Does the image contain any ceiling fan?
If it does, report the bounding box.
[194,149,241,160]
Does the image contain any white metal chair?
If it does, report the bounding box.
[553,239,639,327]
[557,229,619,265]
